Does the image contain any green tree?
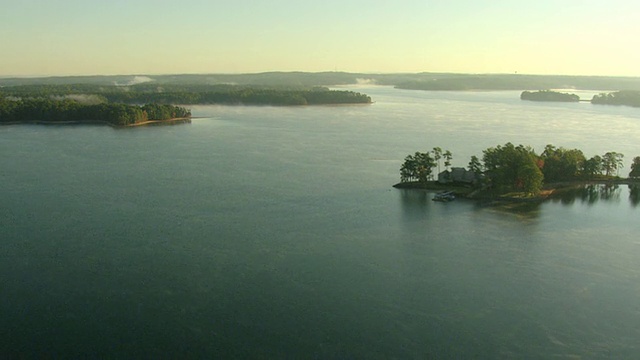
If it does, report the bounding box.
[518,161,544,196]
[468,155,482,175]
[400,155,418,183]
[582,155,603,178]
[540,145,586,182]
[482,142,543,194]
[629,156,640,178]
[602,152,624,176]
[443,150,453,171]
[400,151,436,184]
[432,147,442,174]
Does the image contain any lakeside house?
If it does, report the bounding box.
[437,167,478,185]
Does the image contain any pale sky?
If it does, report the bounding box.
[1,0,639,77]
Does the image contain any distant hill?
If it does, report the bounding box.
[393,74,640,91]
[3,72,640,91]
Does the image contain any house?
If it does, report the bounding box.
[437,167,478,185]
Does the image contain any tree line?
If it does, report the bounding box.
[94,88,371,105]
[400,147,452,183]
[591,91,640,107]
[0,84,372,106]
[0,98,190,126]
[520,90,640,108]
[400,143,640,196]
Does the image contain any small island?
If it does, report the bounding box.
[394,144,640,203]
[520,90,580,102]
[520,90,640,108]
[591,91,640,107]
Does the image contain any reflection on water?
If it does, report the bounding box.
[398,188,543,220]
[630,185,640,207]
[550,184,628,206]
[398,183,640,218]
[482,201,542,220]
[398,189,431,214]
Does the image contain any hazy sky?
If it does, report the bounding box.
[2,0,639,77]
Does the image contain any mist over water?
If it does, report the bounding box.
[1,87,639,358]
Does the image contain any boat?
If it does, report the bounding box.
[432,191,455,202]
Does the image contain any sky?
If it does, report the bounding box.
[1,0,640,77]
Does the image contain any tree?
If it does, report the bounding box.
[414,152,436,183]
[518,162,544,196]
[468,155,482,175]
[400,151,436,184]
[443,150,453,171]
[432,147,442,174]
[540,145,586,182]
[400,155,418,183]
[629,156,640,178]
[602,152,624,176]
[482,142,543,194]
[582,155,603,178]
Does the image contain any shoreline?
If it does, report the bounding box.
[393,178,640,203]
[0,117,192,128]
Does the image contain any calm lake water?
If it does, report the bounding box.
[1,87,639,358]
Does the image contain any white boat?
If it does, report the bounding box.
[432,191,455,202]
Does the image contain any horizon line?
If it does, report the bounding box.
[2,71,640,80]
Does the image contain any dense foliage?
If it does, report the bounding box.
[482,143,543,195]
[399,148,453,184]
[400,152,436,183]
[592,91,640,107]
[520,90,580,102]
[630,157,640,178]
[540,145,586,182]
[0,98,190,126]
[400,143,632,197]
[0,84,372,106]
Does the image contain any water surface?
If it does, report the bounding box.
[1,87,639,358]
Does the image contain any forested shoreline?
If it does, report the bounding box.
[0,99,191,126]
[591,91,640,107]
[396,143,640,199]
[518,90,640,109]
[0,83,371,126]
[0,84,372,106]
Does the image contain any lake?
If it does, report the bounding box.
[1,87,639,358]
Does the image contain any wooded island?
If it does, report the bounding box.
[591,91,640,107]
[520,90,640,108]
[520,90,580,102]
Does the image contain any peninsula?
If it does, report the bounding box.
[0,84,372,107]
[0,82,372,127]
[394,144,640,202]
[0,100,191,127]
